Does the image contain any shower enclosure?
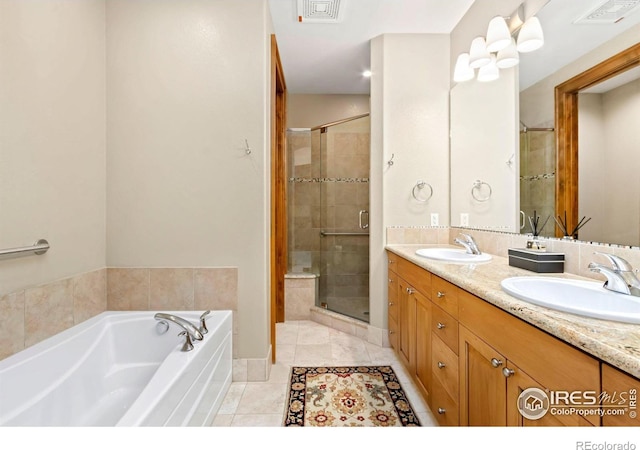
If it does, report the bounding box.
[519,122,555,235]
[287,114,370,322]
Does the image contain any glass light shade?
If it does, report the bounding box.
[453,53,475,82]
[469,37,491,69]
[517,16,544,53]
[477,55,499,82]
[496,38,519,69]
[486,16,511,53]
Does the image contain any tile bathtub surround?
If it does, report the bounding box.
[106,267,239,312]
[0,268,107,360]
[0,267,238,361]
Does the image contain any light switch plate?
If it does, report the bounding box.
[430,213,439,226]
[460,213,469,226]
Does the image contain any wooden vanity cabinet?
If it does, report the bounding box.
[386,251,638,427]
[601,364,640,426]
[458,289,600,427]
[387,253,432,402]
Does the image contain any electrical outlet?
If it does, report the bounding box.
[460,213,469,226]
[430,213,439,226]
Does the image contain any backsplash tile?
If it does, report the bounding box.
[387,226,640,283]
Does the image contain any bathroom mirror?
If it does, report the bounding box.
[457,0,640,244]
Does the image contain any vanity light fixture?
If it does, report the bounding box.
[516,16,544,53]
[477,55,499,82]
[469,37,491,69]
[485,16,512,53]
[452,2,546,83]
[453,53,475,82]
[496,38,519,69]
[362,70,372,77]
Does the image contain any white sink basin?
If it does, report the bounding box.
[415,248,492,263]
[501,276,640,324]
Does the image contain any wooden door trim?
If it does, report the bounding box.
[555,42,640,237]
[270,34,287,364]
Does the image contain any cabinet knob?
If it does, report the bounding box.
[388,302,394,306]
[502,367,515,378]
[437,291,445,298]
[491,358,503,368]
[388,330,395,335]
[437,408,446,414]
[388,278,393,284]
[437,361,446,369]
[437,322,445,329]
[406,287,415,294]
[388,259,394,264]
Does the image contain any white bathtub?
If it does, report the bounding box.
[0,310,232,426]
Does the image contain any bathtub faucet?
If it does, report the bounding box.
[154,313,204,351]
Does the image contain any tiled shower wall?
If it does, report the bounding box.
[287,117,371,322]
[0,267,238,361]
[320,118,370,320]
[520,126,555,235]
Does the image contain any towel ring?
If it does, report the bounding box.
[471,180,492,202]
[412,180,433,203]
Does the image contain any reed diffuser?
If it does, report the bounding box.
[526,210,550,251]
[553,212,591,240]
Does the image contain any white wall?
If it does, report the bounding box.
[370,33,450,329]
[0,0,107,295]
[579,79,640,246]
[520,23,640,128]
[450,71,519,231]
[106,0,273,359]
[287,94,370,129]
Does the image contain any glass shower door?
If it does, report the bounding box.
[318,115,370,322]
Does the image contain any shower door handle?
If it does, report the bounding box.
[359,210,369,230]
[520,211,526,230]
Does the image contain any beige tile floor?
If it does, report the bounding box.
[213,319,437,427]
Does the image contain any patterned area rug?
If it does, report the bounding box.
[283,366,421,427]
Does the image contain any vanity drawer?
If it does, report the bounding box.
[431,375,459,426]
[431,276,459,319]
[388,271,398,321]
[432,334,459,400]
[387,251,398,274]
[432,305,459,355]
[397,257,432,298]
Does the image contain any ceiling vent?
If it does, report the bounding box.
[297,0,344,23]
[574,0,640,24]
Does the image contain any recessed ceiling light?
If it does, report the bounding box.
[362,70,372,77]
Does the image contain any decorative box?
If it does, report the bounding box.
[508,248,565,273]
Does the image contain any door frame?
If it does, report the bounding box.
[270,34,287,363]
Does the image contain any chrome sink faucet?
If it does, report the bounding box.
[454,233,482,255]
[155,312,204,351]
[588,252,640,297]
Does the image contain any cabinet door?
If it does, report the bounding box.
[397,277,416,371]
[415,292,431,402]
[459,325,507,426]
[602,364,640,427]
[506,362,593,427]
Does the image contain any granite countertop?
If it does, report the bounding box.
[386,244,640,379]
